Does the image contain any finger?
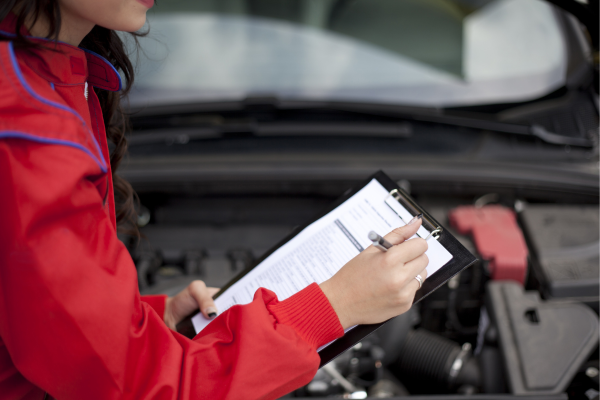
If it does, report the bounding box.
[402,253,429,280]
[207,287,220,298]
[419,266,428,281]
[411,266,429,291]
[188,281,219,319]
[383,216,423,246]
[387,237,428,264]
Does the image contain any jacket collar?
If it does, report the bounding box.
[0,12,122,92]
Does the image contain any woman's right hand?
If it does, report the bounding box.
[319,218,429,330]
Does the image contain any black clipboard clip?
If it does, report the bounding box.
[385,188,443,240]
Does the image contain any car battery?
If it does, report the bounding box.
[520,205,599,304]
[449,205,528,284]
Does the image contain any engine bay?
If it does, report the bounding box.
[126,180,599,399]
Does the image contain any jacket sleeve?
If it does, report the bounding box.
[141,295,167,320]
[0,139,344,400]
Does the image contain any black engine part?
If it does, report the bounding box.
[394,328,480,392]
[520,205,599,305]
[486,281,599,395]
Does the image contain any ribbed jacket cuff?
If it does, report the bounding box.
[141,295,167,319]
[268,283,344,349]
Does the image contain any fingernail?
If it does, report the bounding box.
[408,214,423,225]
[206,307,217,318]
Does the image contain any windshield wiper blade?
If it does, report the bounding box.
[410,112,593,147]
[304,100,595,148]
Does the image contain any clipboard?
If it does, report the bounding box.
[176,170,478,367]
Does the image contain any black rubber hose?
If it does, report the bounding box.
[397,329,461,386]
[458,358,481,387]
[479,346,507,393]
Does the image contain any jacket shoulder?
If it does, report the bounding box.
[0,41,107,173]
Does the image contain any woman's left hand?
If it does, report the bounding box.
[163,280,220,330]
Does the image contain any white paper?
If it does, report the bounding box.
[192,179,453,333]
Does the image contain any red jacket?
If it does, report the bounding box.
[0,15,343,400]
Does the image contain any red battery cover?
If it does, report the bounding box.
[449,205,528,285]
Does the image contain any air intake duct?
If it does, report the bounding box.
[395,329,480,391]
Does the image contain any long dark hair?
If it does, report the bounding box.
[0,0,140,236]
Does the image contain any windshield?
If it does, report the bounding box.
[128,0,568,108]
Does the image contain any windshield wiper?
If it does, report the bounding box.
[312,100,595,148]
[128,97,595,148]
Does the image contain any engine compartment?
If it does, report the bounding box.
[125,179,599,399]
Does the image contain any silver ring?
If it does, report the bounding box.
[414,274,423,289]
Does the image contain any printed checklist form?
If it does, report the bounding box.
[191,179,453,334]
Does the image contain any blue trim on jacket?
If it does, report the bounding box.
[5,42,108,173]
[0,131,109,174]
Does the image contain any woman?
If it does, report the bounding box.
[0,1,429,399]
